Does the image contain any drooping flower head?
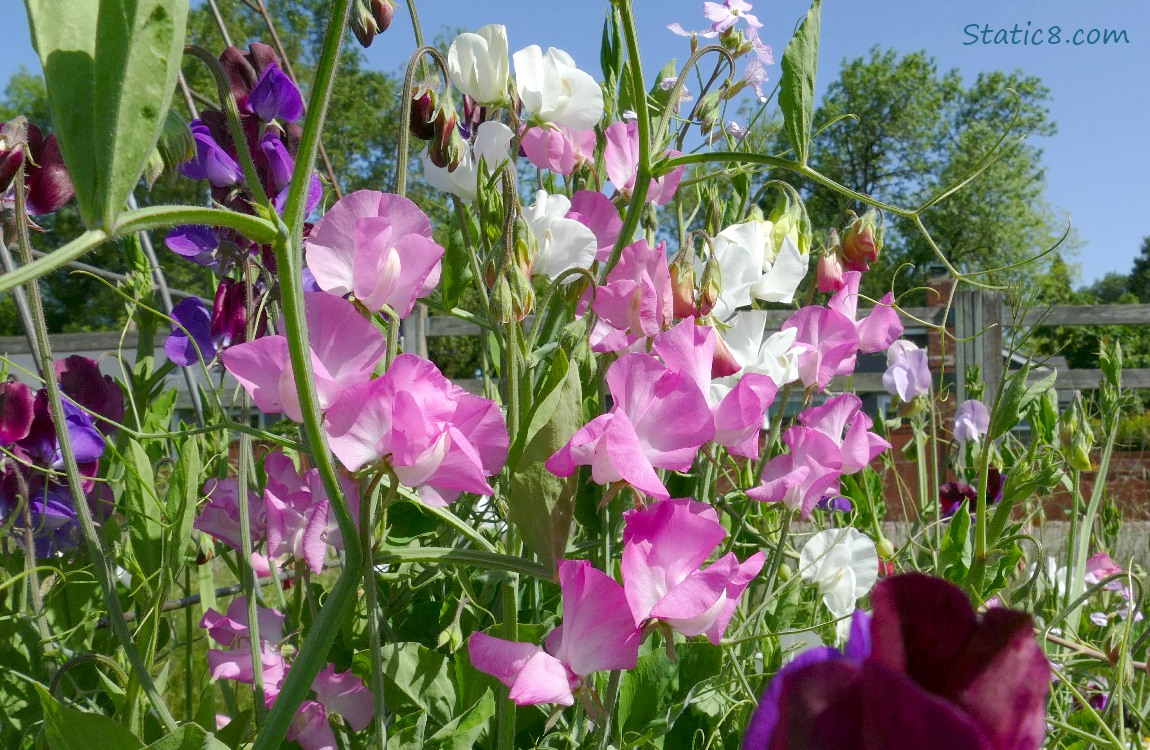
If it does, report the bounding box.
[447,24,510,106]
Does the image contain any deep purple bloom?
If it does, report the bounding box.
[273,172,323,217]
[250,63,304,123]
[939,469,1005,517]
[259,132,294,192]
[742,573,1051,750]
[166,225,220,265]
[0,121,75,215]
[181,120,243,187]
[165,297,216,366]
[816,495,853,514]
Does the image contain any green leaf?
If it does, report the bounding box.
[426,689,495,749]
[617,641,723,741]
[163,436,202,584]
[25,0,189,229]
[988,362,1030,441]
[145,724,230,750]
[213,710,251,750]
[939,502,972,582]
[362,643,457,726]
[36,683,145,750]
[777,0,822,165]
[123,438,164,579]
[507,351,583,571]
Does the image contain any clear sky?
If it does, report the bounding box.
[3,1,1147,285]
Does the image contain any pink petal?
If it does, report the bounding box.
[857,293,903,353]
[468,632,575,706]
[325,379,393,472]
[604,121,637,192]
[568,190,622,262]
[547,560,641,677]
[312,664,374,732]
[221,336,291,416]
[712,373,777,458]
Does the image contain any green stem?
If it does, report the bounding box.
[362,473,399,747]
[596,670,623,750]
[11,165,177,731]
[253,1,362,747]
[374,546,551,580]
[497,569,520,749]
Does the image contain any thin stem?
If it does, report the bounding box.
[362,473,399,747]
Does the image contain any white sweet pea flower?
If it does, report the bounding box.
[447,24,510,106]
[710,310,800,402]
[513,45,604,130]
[523,190,597,281]
[799,527,879,617]
[421,121,514,202]
[710,218,809,318]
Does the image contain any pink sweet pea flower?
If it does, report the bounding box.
[588,238,673,352]
[325,354,509,505]
[798,394,890,474]
[827,271,903,354]
[202,598,288,692]
[469,559,641,707]
[312,664,374,732]
[781,305,860,391]
[207,638,288,690]
[623,498,765,643]
[287,701,337,750]
[263,452,359,574]
[748,426,842,518]
[1084,552,1124,591]
[200,596,286,647]
[653,319,778,459]
[305,190,444,317]
[519,123,596,175]
[567,190,622,262]
[604,121,684,205]
[222,293,387,422]
[546,352,714,501]
[194,478,272,577]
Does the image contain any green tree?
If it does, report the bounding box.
[1128,236,1150,303]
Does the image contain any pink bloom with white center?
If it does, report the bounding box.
[748,425,843,518]
[799,394,890,474]
[519,123,596,176]
[1085,552,1124,590]
[194,478,273,577]
[325,354,508,506]
[781,305,860,391]
[305,190,444,317]
[653,319,778,459]
[704,0,761,33]
[222,292,386,422]
[827,271,903,354]
[312,664,374,732]
[953,399,990,444]
[588,238,673,352]
[604,121,684,205]
[263,452,359,574]
[546,352,714,501]
[287,701,337,750]
[622,498,765,643]
[567,190,622,262]
[468,560,641,706]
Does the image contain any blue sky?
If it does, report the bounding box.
[4,1,1147,284]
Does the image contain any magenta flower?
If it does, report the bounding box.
[954,400,991,444]
[547,352,714,501]
[222,292,387,421]
[312,664,374,732]
[264,452,359,574]
[604,121,684,205]
[469,559,641,707]
[748,426,842,518]
[194,477,273,576]
[798,395,889,474]
[622,498,765,642]
[588,238,674,352]
[0,121,75,215]
[519,123,596,175]
[203,597,288,691]
[827,271,903,354]
[742,573,1051,750]
[0,381,35,445]
[305,190,445,317]
[883,340,932,402]
[201,596,286,647]
[781,306,859,391]
[567,190,622,262]
[325,354,508,505]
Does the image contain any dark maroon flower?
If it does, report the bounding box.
[1,120,75,215]
[0,120,27,196]
[743,573,1050,750]
[55,356,124,434]
[250,63,304,123]
[940,468,1005,517]
[0,380,35,445]
[211,277,257,349]
[352,0,396,47]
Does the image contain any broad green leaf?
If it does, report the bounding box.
[25,0,189,229]
[988,362,1030,441]
[777,0,822,165]
[508,351,582,571]
[617,641,723,741]
[362,642,457,726]
[123,438,164,578]
[36,684,144,750]
[145,724,230,750]
[940,502,972,582]
[426,689,495,749]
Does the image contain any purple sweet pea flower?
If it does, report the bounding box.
[250,63,305,123]
[939,469,1005,517]
[273,172,323,217]
[19,396,105,470]
[259,132,294,192]
[181,120,243,187]
[0,121,75,215]
[954,400,991,444]
[56,356,124,434]
[166,225,220,265]
[165,296,216,367]
[743,573,1051,750]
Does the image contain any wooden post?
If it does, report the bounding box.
[954,289,1004,404]
[401,303,429,358]
[980,292,1004,403]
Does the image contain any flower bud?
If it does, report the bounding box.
[513,216,537,276]
[877,536,895,560]
[816,229,845,293]
[841,209,882,272]
[669,248,697,318]
[1060,397,1095,472]
[409,83,438,142]
[711,331,742,379]
[428,108,465,171]
[0,118,27,196]
[351,0,395,48]
[697,255,722,316]
[768,195,812,258]
[507,264,535,321]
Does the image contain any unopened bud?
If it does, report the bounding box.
[669,249,697,318]
[841,209,882,272]
[491,275,515,323]
[816,230,845,293]
[351,0,395,48]
[698,255,722,316]
[513,217,537,276]
[429,108,465,171]
[1060,397,1095,472]
[711,331,741,378]
[768,195,812,258]
[408,82,437,141]
[877,537,895,560]
[508,264,535,321]
[0,118,27,196]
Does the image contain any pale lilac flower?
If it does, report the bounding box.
[325,354,509,506]
[622,498,765,642]
[312,664,374,732]
[468,560,641,706]
[704,0,761,34]
[882,340,932,402]
[513,45,603,130]
[546,352,714,501]
[953,400,990,445]
[221,292,387,422]
[667,22,718,39]
[305,190,444,317]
